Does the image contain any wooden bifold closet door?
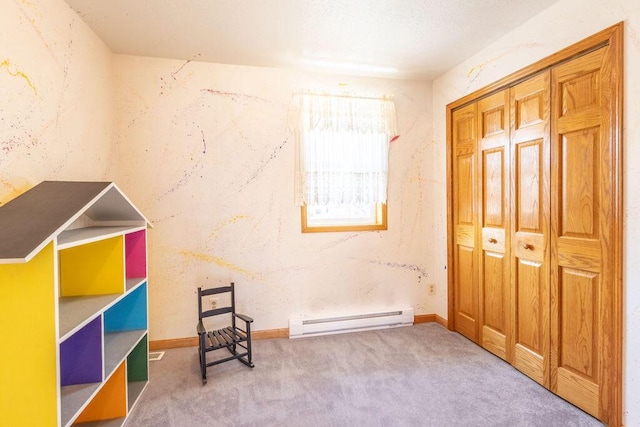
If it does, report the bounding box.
[447,24,622,426]
[511,71,551,387]
[550,45,617,419]
[452,90,512,359]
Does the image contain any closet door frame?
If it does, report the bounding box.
[446,22,623,426]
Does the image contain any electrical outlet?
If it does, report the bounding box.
[209,297,218,310]
[427,283,436,296]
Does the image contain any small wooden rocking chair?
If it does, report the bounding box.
[196,283,254,384]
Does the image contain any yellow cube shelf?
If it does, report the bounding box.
[60,236,125,297]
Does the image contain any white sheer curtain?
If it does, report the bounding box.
[290,91,397,207]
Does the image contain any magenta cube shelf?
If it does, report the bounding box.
[125,230,146,279]
[60,316,103,386]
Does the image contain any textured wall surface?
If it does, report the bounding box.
[111,55,435,340]
[433,0,640,423]
[0,0,114,202]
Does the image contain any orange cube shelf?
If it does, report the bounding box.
[74,363,127,424]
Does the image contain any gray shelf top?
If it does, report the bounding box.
[128,381,148,411]
[60,381,101,427]
[57,225,146,249]
[59,293,122,340]
[0,181,150,263]
[104,330,147,376]
[59,280,147,340]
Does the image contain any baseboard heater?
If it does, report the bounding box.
[289,308,414,339]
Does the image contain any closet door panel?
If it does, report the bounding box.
[557,238,600,270]
[481,251,507,357]
[559,268,598,378]
[510,71,551,386]
[455,245,476,339]
[513,258,545,383]
[478,90,510,360]
[551,46,614,421]
[555,266,600,415]
[452,103,479,342]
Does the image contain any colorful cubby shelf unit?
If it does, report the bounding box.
[0,181,152,426]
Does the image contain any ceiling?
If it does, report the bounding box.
[64,0,559,80]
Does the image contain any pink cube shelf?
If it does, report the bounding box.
[125,230,146,279]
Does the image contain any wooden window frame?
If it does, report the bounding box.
[301,203,387,233]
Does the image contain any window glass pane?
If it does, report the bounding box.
[304,129,388,207]
[306,203,377,226]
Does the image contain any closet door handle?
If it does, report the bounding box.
[488,238,497,244]
[523,243,533,250]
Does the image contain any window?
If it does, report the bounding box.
[290,91,397,232]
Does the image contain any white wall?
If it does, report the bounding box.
[111,55,435,340]
[432,0,640,423]
[0,0,114,202]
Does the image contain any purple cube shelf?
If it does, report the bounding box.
[60,316,102,386]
